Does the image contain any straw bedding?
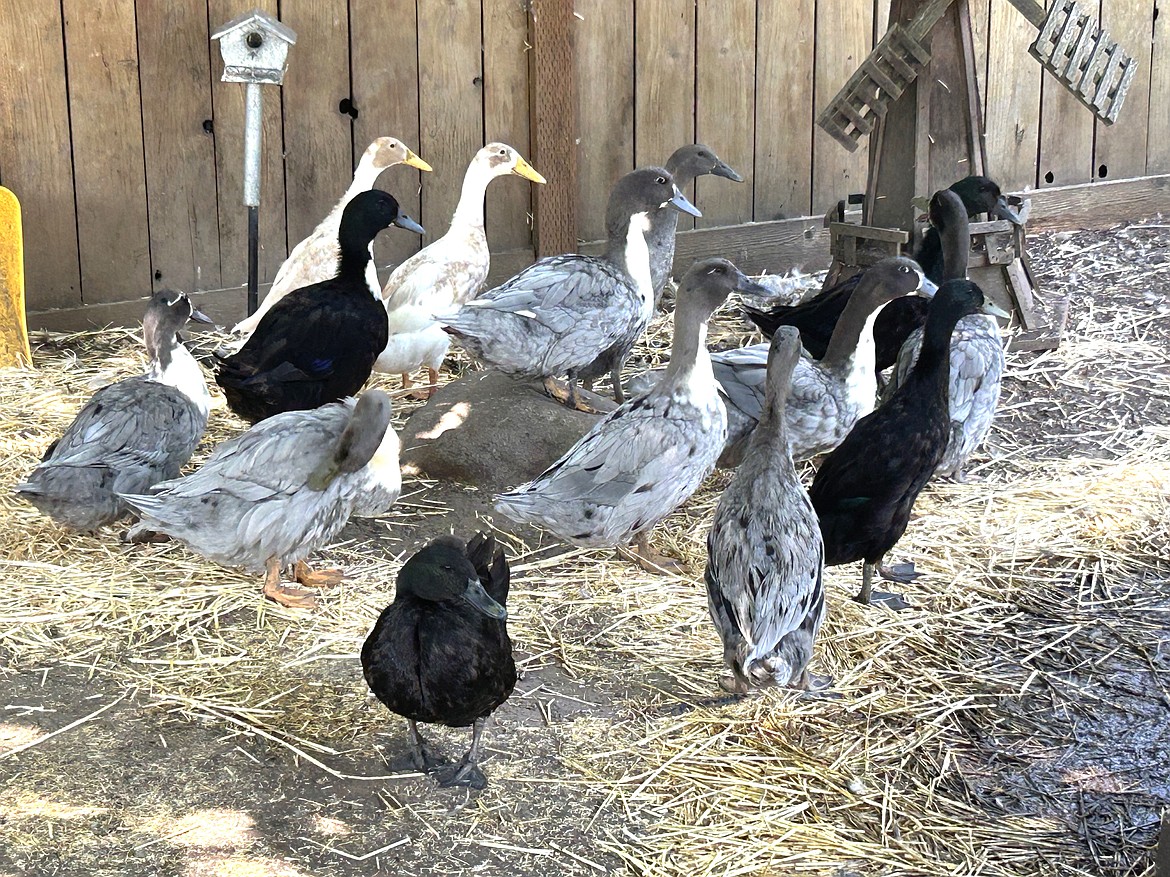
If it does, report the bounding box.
[0,223,1166,877]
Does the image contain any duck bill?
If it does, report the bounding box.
[668,186,702,218]
[732,270,771,299]
[915,276,939,298]
[982,299,1011,320]
[512,156,546,184]
[991,195,1023,225]
[712,160,744,183]
[463,578,507,620]
[393,213,426,236]
[188,304,215,324]
[403,150,433,173]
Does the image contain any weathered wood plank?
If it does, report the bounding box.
[695,0,754,229]
[968,0,990,101]
[62,0,152,304]
[984,0,1043,189]
[0,0,81,310]
[635,0,697,228]
[280,0,354,247]
[1149,0,1170,172]
[417,0,484,242]
[1095,0,1155,181]
[573,0,634,242]
[812,0,872,214]
[755,0,816,220]
[1012,172,1170,228]
[484,0,534,251]
[136,0,221,293]
[208,0,288,290]
[349,0,425,273]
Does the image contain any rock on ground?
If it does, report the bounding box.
[399,371,614,494]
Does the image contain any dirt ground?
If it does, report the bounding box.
[1,222,1168,877]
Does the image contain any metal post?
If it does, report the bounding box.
[243,82,263,316]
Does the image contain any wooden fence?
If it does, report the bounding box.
[1,0,1166,329]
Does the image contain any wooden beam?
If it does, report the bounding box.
[530,0,577,257]
[29,174,1170,331]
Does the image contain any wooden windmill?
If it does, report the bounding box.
[816,0,1138,350]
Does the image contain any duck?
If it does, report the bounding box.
[743,175,995,370]
[361,532,515,790]
[718,258,929,464]
[579,144,743,402]
[886,192,1006,482]
[121,389,401,609]
[440,167,700,413]
[494,258,766,573]
[374,143,545,398]
[705,326,826,694]
[15,290,213,532]
[231,137,431,342]
[640,256,929,466]
[215,190,424,424]
[913,175,1022,282]
[807,279,1005,609]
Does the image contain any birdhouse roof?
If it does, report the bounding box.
[211,10,297,45]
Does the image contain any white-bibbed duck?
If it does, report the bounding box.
[808,280,1006,609]
[887,190,1007,482]
[626,257,930,466]
[362,533,515,790]
[440,168,700,413]
[579,144,743,402]
[743,175,1002,370]
[714,257,929,465]
[232,137,431,341]
[215,190,424,423]
[705,326,827,695]
[374,143,545,397]
[122,389,401,609]
[494,258,767,573]
[16,290,212,532]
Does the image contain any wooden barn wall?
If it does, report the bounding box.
[0,0,1166,328]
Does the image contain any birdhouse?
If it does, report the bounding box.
[211,10,297,86]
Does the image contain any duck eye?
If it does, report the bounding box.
[656,176,667,185]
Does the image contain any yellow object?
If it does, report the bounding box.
[0,187,31,367]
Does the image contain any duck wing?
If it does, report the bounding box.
[743,273,859,358]
[496,392,725,544]
[443,256,636,376]
[144,403,352,505]
[36,379,205,476]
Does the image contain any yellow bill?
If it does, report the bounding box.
[512,156,546,184]
[404,149,433,173]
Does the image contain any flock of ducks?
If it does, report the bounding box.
[14,133,1019,787]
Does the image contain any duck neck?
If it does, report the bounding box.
[821,284,884,370]
[607,211,654,311]
[913,313,960,402]
[146,336,210,415]
[939,210,971,282]
[449,161,495,231]
[663,302,713,390]
[323,156,382,229]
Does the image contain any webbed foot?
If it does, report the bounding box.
[853,589,912,611]
[542,376,607,414]
[621,536,687,576]
[262,580,318,609]
[293,561,344,589]
[435,758,488,790]
[878,561,920,584]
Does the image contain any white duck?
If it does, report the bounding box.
[373,143,545,396]
[231,137,431,340]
